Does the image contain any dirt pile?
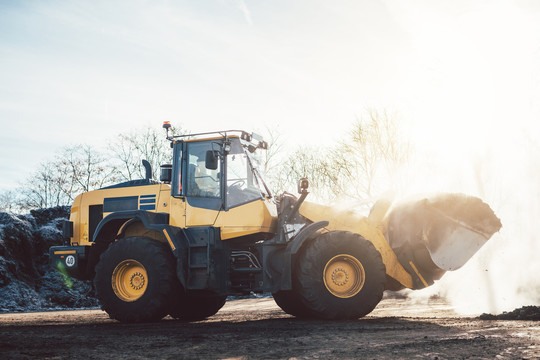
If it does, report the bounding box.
[479,306,540,321]
[0,207,98,313]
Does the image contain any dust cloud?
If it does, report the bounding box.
[400,131,540,315]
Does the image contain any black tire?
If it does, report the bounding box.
[94,237,177,323]
[272,290,310,318]
[295,231,386,320]
[169,293,227,321]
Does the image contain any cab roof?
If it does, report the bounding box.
[168,130,268,149]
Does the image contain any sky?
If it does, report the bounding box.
[1,0,540,313]
[1,0,538,191]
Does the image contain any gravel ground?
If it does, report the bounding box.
[0,297,538,359]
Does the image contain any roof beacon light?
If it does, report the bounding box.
[163,121,172,140]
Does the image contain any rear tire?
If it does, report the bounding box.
[295,231,386,319]
[169,292,227,321]
[94,237,176,323]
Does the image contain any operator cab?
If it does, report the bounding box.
[162,127,275,236]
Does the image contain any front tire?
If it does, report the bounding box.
[272,290,310,318]
[94,237,176,323]
[295,231,386,319]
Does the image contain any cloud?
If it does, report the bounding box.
[233,0,253,25]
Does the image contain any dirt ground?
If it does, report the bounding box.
[0,297,538,359]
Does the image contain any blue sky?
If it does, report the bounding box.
[1,0,540,191]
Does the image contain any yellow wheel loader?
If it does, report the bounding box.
[49,125,501,322]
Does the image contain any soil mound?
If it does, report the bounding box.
[0,207,98,313]
[479,306,540,321]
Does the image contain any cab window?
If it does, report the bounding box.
[186,142,221,198]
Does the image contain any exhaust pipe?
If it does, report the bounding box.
[386,193,502,289]
[142,159,153,181]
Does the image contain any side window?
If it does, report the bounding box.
[172,145,182,196]
[186,142,221,198]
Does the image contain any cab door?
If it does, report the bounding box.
[182,140,223,227]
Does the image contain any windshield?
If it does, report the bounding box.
[245,149,272,198]
[226,139,271,208]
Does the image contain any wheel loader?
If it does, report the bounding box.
[49,124,502,322]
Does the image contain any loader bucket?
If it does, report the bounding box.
[386,193,501,288]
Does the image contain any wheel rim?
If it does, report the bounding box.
[323,254,365,298]
[111,259,148,302]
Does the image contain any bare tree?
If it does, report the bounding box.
[270,109,412,205]
[334,109,411,201]
[255,126,289,195]
[18,161,69,210]
[0,190,22,213]
[269,146,336,201]
[4,125,185,211]
[15,144,119,211]
[259,126,285,174]
[8,117,410,211]
[109,125,183,181]
[62,145,119,193]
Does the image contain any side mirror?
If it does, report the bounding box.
[297,177,309,194]
[160,164,172,183]
[205,150,219,170]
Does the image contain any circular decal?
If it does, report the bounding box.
[65,255,76,267]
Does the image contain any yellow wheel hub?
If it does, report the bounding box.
[323,254,365,298]
[111,259,148,302]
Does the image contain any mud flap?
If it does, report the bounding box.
[277,221,329,292]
